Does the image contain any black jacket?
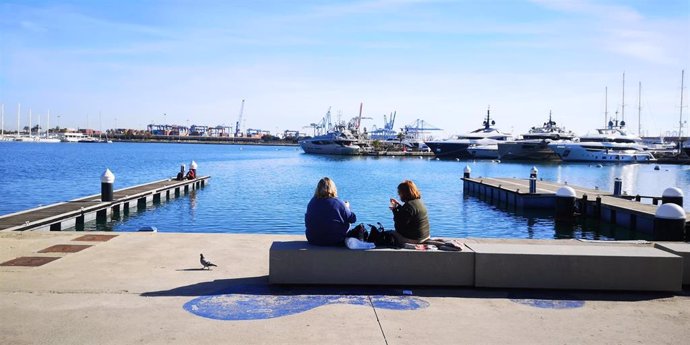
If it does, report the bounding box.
[392,198,430,241]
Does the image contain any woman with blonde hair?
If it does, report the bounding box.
[389,180,430,245]
[305,177,357,246]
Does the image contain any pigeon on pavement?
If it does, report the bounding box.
[200,253,217,270]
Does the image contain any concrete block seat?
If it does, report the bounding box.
[469,243,683,292]
[269,241,475,286]
[654,242,690,285]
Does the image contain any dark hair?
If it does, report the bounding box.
[397,180,421,202]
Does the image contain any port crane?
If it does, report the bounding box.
[234,99,245,137]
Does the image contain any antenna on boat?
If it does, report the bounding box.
[484,106,492,129]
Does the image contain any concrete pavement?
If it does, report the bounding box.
[1,232,688,345]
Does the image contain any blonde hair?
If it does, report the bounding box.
[314,177,338,199]
[398,180,421,202]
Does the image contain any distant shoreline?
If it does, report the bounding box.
[112,138,299,147]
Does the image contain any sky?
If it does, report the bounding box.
[0,0,688,137]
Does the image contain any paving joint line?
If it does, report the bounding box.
[368,295,389,345]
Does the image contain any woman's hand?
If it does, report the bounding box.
[389,198,400,210]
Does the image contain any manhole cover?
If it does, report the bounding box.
[38,244,92,253]
[1,256,60,267]
[72,234,118,242]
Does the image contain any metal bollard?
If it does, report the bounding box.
[555,186,576,222]
[463,165,471,178]
[661,187,683,207]
[653,203,687,241]
[529,166,537,194]
[613,178,622,196]
[101,168,115,202]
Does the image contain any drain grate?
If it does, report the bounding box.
[0,256,60,267]
[38,244,92,253]
[72,234,118,242]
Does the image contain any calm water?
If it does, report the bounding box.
[1,141,688,240]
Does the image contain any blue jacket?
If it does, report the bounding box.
[305,197,357,246]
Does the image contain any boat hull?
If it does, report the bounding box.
[548,143,656,162]
[498,141,560,161]
[299,141,361,155]
[425,142,473,159]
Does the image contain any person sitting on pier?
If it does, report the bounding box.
[389,180,430,245]
[305,177,357,246]
[185,168,196,180]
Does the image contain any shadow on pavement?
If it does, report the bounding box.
[141,275,682,302]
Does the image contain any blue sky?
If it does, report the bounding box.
[1,0,688,137]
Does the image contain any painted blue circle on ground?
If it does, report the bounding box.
[184,294,429,321]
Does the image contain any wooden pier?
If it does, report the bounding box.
[0,176,209,232]
[462,177,690,235]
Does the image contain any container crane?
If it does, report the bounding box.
[234,99,245,137]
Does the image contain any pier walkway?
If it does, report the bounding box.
[0,176,209,232]
[463,177,690,235]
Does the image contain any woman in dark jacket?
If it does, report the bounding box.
[305,177,357,246]
[389,180,430,245]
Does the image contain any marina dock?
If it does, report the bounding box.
[0,176,209,232]
[462,176,690,236]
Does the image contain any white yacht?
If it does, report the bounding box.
[60,132,98,143]
[548,120,655,162]
[498,112,576,161]
[425,108,512,159]
[299,130,362,155]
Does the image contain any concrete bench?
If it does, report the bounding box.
[469,243,683,292]
[654,242,690,285]
[269,241,475,286]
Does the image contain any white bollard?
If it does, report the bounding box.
[101,169,115,201]
[654,203,687,241]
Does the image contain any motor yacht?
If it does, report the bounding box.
[498,112,576,161]
[548,120,655,162]
[425,108,512,159]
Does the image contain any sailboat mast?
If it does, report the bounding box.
[621,72,626,123]
[604,87,608,127]
[17,103,20,136]
[680,69,685,151]
[29,108,32,139]
[638,81,642,136]
[1,103,4,137]
[47,110,50,137]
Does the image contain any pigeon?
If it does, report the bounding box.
[200,253,217,270]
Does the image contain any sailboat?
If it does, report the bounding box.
[36,110,60,143]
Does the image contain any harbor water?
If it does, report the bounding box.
[0,142,688,240]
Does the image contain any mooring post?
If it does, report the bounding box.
[661,187,684,207]
[653,203,687,241]
[555,186,576,222]
[613,177,622,196]
[581,194,588,216]
[529,166,538,194]
[101,168,115,202]
[463,165,471,178]
[595,196,602,218]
